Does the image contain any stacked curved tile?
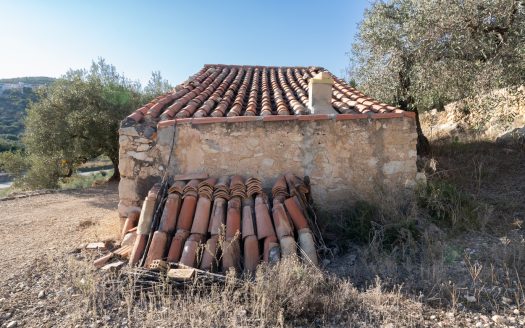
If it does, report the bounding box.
[120,174,317,274]
[271,176,297,258]
[221,175,245,272]
[253,192,279,264]
[242,178,262,274]
[179,178,217,267]
[92,208,140,268]
[166,180,199,263]
[144,181,185,266]
[120,209,140,246]
[200,176,230,271]
[129,183,161,266]
[282,174,318,266]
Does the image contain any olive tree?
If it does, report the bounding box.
[20,59,144,188]
[350,0,524,154]
[144,70,173,99]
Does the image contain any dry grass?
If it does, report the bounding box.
[322,138,525,325]
[53,256,424,327]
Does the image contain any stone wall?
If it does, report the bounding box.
[118,120,163,218]
[118,114,418,219]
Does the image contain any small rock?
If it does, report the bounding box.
[513,309,520,315]
[38,290,46,299]
[430,315,436,320]
[475,322,482,327]
[502,296,512,304]
[7,321,18,328]
[492,315,503,324]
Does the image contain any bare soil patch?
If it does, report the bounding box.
[0,184,119,284]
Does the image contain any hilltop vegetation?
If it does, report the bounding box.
[0,77,55,151]
[0,76,55,84]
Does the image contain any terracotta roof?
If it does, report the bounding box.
[126,64,403,123]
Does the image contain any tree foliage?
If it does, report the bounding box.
[144,70,173,99]
[17,59,144,188]
[0,151,28,180]
[350,0,525,153]
[0,59,173,189]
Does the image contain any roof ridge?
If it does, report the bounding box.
[204,64,325,70]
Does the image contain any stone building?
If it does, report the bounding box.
[117,64,418,219]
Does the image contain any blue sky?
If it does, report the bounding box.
[0,0,370,85]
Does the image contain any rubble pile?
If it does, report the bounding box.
[93,174,320,276]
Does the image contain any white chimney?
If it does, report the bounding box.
[308,72,335,114]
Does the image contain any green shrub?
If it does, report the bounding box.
[323,201,420,251]
[0,151,29,179]
[0,137,22,152]
[59,171,112,190]
[418,181,483,231]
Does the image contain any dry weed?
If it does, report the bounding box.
[46,256,426,327]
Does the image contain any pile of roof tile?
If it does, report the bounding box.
[97,174,319,275]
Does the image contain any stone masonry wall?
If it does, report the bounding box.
[117,121,163,218]
[118,115,418,219]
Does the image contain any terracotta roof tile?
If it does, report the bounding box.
[126,64,404,122]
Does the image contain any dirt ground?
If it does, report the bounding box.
[0,184,119,284]
[0,184,122,328]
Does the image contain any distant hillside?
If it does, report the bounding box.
[0,76,55,85]
[0,77,55,152]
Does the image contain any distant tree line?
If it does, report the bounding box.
[0,76,56,84]
[349,0,524,154]
[0,58,172,188]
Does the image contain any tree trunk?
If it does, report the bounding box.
[108,155,120,182]
[413,109,430,156]
[398,55,431,156]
